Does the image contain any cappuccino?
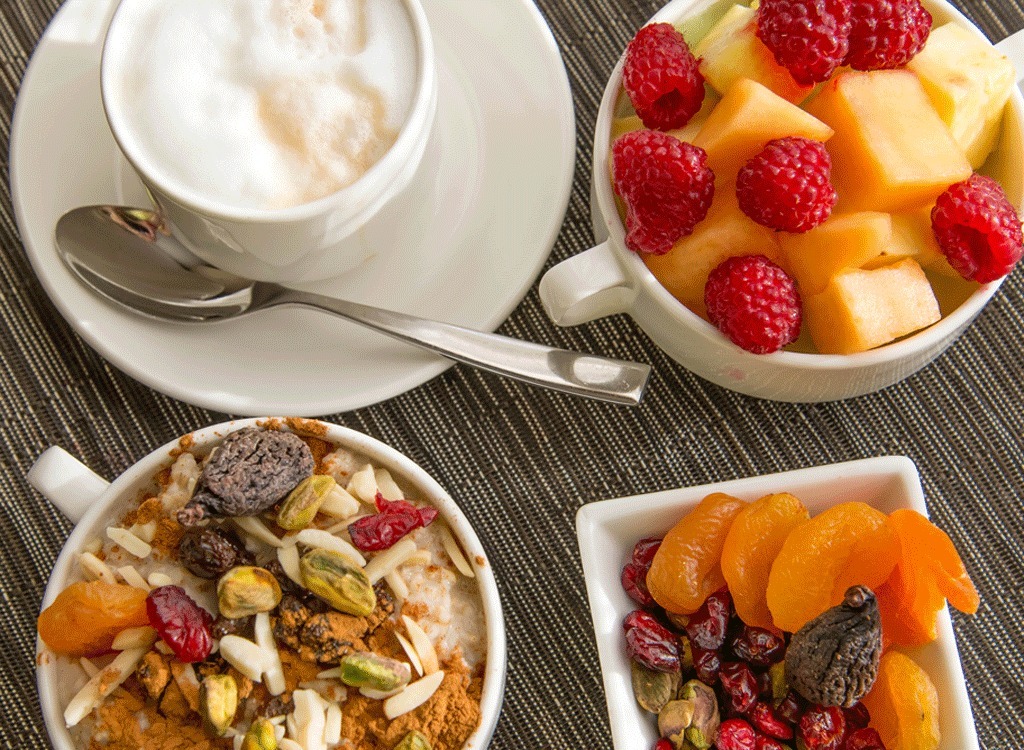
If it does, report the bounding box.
[104,0,419,210]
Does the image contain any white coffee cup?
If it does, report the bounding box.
[539,0,1024,402]
[100,0,437,283]
[30,418,507,750]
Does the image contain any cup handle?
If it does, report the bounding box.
[539,240,636,326]
[28,447,110,524]
[996,29,1024,85]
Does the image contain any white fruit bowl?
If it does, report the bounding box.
[540,0,1024,402]
[576,456,978,750]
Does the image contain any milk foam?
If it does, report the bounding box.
[107,0,418,210]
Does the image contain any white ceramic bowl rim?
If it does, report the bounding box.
[35,417,506,750]
[99,0,437,223]
[592,0,1018,368]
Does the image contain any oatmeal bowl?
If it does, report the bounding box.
[29,418,505,750]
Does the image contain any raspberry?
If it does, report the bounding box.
[845,0,931,70]
[613,130,715,255]
[717,718,758,750]
[146,585,214,663]
[623,23,705,130]
[931,174,1024,283]
[756,0,852,85]
[704,255,802,354]
[737,137,837,233]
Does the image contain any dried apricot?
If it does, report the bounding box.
[721,492,809,630]
[860,651,940,750]
[766,502,898,633]
[875,509,978,647]
[647,492,748,614]
[38,580,149,657]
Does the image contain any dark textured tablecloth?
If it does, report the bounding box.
[3,1,1023,748]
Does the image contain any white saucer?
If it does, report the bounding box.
[11,0,576,416]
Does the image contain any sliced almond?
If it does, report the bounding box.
[291,689,327,750]
[402,616,439,675]
[320,484,361,518]
[439,525,476,578]
[403,549,432,567]
[147,571,174,588]
[276,544,304,588]
[347,464,378,503]
[385,570,409,604]
[219,636,267,682]
[233,516,284,548]
[78,657,99,678]
[383,671,445,720]
[82,537,103,555]
[278,738,304,750]
[315,667,343,680]
[116,565,150,591]
[255,612,285,696]
[394,631,424,677]
[111,625,158,651]
[373,468,404,501]
[128,520,157,543]
[79,552,116,584]
[359,686,403,700]
[295,528,367,567]
[106,526,152,558]
[364,537,418,584]
[324,703,342,745]
[323,514,369,535]
[64,646,149,727]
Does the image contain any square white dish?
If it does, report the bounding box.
[575,456,978,750]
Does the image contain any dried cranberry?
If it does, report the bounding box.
[730,625,786,667]
[755,737,788,750]
[717,718,758,750]
[845,728,886,750]
[621,563,655,607]
[692,646,721,685]
[686,589,732,650]
[721,661,760,713]
[776,690,805,724]
[632,537,663,566]
[623,610,680,673]
[653,740,674,750]
[844,702,871,731]
[348,493,438,551]
[146,586,214,663]
[799,705,846,750]
[749,701,794,740]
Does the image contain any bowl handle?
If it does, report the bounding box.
[28,447,110,524]
[539,240,636,326]
[996,29,1024,85]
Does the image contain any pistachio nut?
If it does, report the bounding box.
[340,651,412,692]
[277,475,336,530]
[658,699,696,749]
[241,717,278,750]
[678,634,694,674]
[769,661,788,705]
[300,548,376,616]
[217,566,283,619]
[632,660,680,714]
[678,679,720,750]
[393,731,432,750]
[199,674,238,737]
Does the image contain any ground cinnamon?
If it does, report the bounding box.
[88,688,229,750]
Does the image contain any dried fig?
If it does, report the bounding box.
[785,585,882,708]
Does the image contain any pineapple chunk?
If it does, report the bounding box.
[694,4,813,105]
[907,23,1016,169]
[891,206,960,278]
[804,258,941,354]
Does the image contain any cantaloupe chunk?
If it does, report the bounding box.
[804,258,941,354]
[694,4,813,105]
[644,183,784,318]
[891,207,960,278]
[780,212,909,296]
[907,23,1016,169]
[806,70,972,213]
[693,78,834,183]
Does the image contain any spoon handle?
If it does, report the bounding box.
[274,288,651,406]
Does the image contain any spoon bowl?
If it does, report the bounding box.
[55,206,651,406]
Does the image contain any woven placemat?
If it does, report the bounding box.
[2,1,1023,748]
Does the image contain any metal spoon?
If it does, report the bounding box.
[55,205,650,406]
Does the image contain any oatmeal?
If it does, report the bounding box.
[38,425,486,750]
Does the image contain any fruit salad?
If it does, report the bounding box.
[37,422,485,750]
[610,0,1023,355]
[621,491,977,750]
